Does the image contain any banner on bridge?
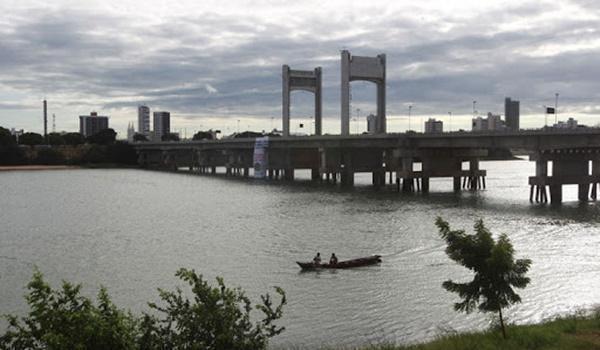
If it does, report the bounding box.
[253,136,269,178]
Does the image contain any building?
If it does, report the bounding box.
[366,114,382,134]
[472,113,505,132]
[425,118,443,133]
[137,105,150,135]
[554,118,579,129]
[505,97,520,131]
[153,111,170,140]
[127,122,135,142]
[79,112,109,137]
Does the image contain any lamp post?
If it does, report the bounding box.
[355,108,360,134]
[237,119,240,134]
[473,100,477,116]
[448,111,452,132]
[555,92,559,124]
[408,105,412,132]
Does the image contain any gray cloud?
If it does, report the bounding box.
[1,0,600,132]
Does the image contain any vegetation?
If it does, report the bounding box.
[0,269,286,350]
[435,217,532,339]
[19,132,44,146]
[86,128,117,145]
[161,133,180,142]
[133,133,148,142]
[192,130,214,141]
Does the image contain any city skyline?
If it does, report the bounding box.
[1,0,600,135]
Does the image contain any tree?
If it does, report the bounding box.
[192,131,213,141]
[62,132,85,146]
[0,269,139,349]
[435,217,531,339]
[0,127,16,146]
[19,132,44,146]
[47,132,65,145]
[34,147,65,165]
[133,133,148,142]
[139,268,286,350]
[87,128,117,145]
[161,133,180,142]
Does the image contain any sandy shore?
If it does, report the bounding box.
[0,165,80,172]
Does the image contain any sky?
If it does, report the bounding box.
[1,0,600,137]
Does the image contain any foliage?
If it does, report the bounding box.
[0,145,27,165]
[47,133,66,146]
[19,132,44,146]
[0,269,139,350]
[62,132,85,146]
[0,127,16,146]
[81,144,109,163]
[87,128,117,145]
[161,133,180,142]
[139,268,286,350]
[1,269,286,350]
[192,131,213,141]
[435,217,531,339]
[34,147,65,165]
[107,142,138,165]
[133,133,148,142]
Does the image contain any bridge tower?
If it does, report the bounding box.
[341,50,386,135]
[282,65,322,137]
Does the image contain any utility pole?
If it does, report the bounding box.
[555,93,559,124]
[473,100,477,116]
[408,105,412,132]
[448,111,452,132]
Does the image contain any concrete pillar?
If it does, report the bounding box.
[284,169,294,181]
[282,65,290,137]
[422,177,430,193]
[311,168,320,181]
[377,54,386,134]
[341,50,351,135]
[315,67,322,136]
[243,167,249,177]
[453,177,461,192]
[550,185,562,204]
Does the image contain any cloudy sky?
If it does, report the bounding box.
[1,0,600,136]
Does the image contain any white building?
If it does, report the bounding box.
[425,118,443,133]
[472,113,505,132]
[554,118,579,129]
[137,105,150,135]
[127,122,135,141]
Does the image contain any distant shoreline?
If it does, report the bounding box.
[0,165,80,172]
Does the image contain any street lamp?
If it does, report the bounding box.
[355,108,361,134]
[408,105,412,132]
[448,111,452,132]
[472,100,477,116]
[555,92,559,124]
[237,119,240,134]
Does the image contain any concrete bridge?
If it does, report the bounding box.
[133,129,600,204]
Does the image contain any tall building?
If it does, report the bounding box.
[425,118,443,133]
[472,113,505,132]
[366,114,382,134]
[505,97,520,131]
[153,111,170,140]
[79,112,109,137]
[137,105,150,135]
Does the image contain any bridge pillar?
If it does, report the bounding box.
[340,151,354,187]
[311,168,320,181]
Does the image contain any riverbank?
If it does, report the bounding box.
[0,165,80,171]
[349,310,600,350]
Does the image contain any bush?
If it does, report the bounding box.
[34,147,65,165]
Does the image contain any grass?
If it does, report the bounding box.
[302,310,600,350]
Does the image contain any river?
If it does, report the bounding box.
[1,160,599,348]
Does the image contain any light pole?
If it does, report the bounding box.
[355,108,360,134]
[472,100,477,116]
[408,105,412,132]
[448,111,452,132]
[555,92,559,124]
[237,119,240,134]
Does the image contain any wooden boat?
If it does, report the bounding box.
[297,255,382,270]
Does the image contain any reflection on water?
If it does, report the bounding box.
[1,160,600,348]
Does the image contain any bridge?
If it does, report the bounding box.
[134,129,600,204]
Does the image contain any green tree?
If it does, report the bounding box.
[133,133,148,142]
[47,133,66,145]
[0,126,16,146]
[19,132,44,146]
[436,217,532,339]
[0,269,139,349]
[192,131,213,141]
[161,133,180,142]
[62,132,85,146]
[140,268,286,350]
[34,147,65,165]
[87,128,117,145]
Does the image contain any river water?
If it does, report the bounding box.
[1,160,600,348]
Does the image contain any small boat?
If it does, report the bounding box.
[297,255,382,270]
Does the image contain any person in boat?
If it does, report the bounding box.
[329,253,338,265]
[313,252,321,265]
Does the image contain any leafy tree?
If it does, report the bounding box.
[133,133,148,142]
[139,268,286,350]
[107,141,138,165]
[161,133,180,142]
[0,126,16,146]
[19,132,44,146]
[82,145,108,164]
[62,132,85,146]
[192,131,213,141]
[47,133,65,145]
[87,128,117,145]
[0,269,139,349]
[436,217,532,339]
[34,147,65,165]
